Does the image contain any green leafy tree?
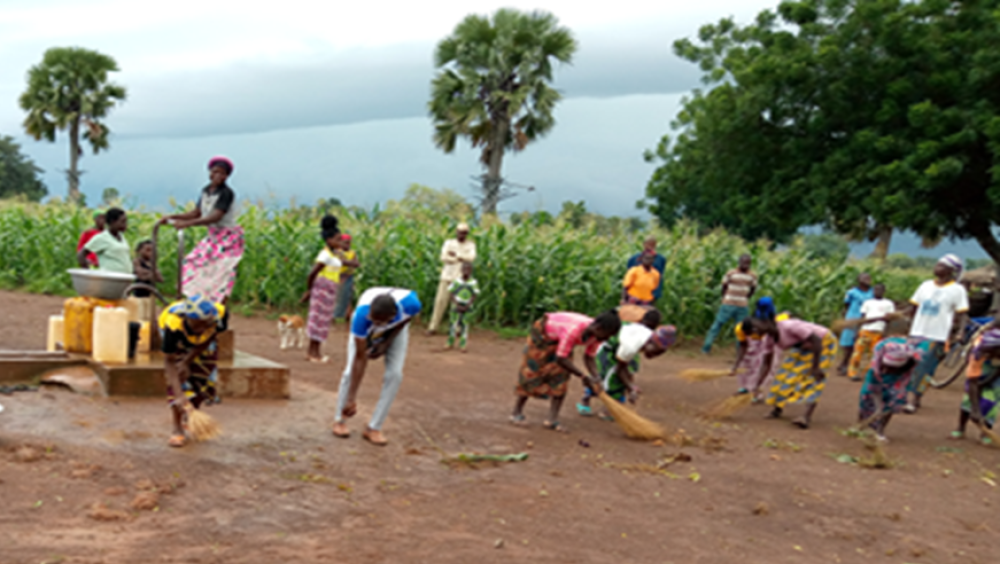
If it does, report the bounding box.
[0,135,47,201]
[101,187,120,206]
[19,47,127,204]
[429,9,576,214]
[645,0,1000,262]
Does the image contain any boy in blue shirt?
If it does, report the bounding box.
[333,287,421,446]
[837,273,873,376]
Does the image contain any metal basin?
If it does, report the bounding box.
[67,269,136,300]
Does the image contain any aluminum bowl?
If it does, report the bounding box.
[67,269,137,300]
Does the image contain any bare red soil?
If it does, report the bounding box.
[1,290,998,564]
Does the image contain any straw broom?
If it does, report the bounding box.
[679,368,732,382]
[974,420,1000,447]
[702,393,753,420]
[185,405,221,441]
[596,391,666,440]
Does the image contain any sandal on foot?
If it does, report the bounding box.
[168,434,186,448]
[332,422,351,438]
[576,403,594,417]
[764,410,782,420]
[792,418,809,430]
[598,413,615,422]
[949,430,965,440]
[543,420,568,433]
[307,355,330,364]
[363,428,388,446]
[981,435,994,446]
[509,414,528,427]
[902,404,917,414]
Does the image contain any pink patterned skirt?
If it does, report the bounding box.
[307,276,338,342]
[182,226,244,303]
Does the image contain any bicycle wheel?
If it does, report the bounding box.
[929,344,968,389]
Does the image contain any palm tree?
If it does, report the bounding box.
[19,47,126,203]
[429,9,576,215]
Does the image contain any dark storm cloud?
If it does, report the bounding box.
[112,30,702,139]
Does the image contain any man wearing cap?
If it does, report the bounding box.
[428,223,476,334]
[905,253,969,412]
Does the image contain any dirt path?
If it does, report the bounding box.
[1,290,998,564]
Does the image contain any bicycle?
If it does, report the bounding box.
[929,316,995,389]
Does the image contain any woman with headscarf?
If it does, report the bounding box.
[951,328,1000,445]
[746,314,838,429]
[904,253,969,413]
[857,337,920,442]
[157,156,243,303]
[577,308,676,418]
[158,294,228,448]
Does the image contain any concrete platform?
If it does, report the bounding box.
[0,351,88,384]
[86,350,290,399]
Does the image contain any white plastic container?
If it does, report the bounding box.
[47,315,64,352]
[92,307,130,364]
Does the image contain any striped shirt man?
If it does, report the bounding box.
[722,269,758,308]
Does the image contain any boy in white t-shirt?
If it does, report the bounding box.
[905,254,969,412]
[847,284,896,380]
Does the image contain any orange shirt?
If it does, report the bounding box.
[623,266,661,303]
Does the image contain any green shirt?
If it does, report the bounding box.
[84,230,132,274]
[449,278,480,305]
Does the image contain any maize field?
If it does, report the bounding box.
[0,199,926,340]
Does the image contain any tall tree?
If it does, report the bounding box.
[19,47,126,203]
[645,0,1000,262]
[429,9,576,215]
[0,135,47,201]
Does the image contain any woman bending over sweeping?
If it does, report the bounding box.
[159,295,227,448]
[577,309,675,418]
[747,316,838,429]
[951,328,1000,446]
[512,311,621,432]
[857,337,919,442]
[730,297,790,401]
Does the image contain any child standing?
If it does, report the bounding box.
[847,283,895,380]
[447,262,479,351]
[332,233,359,329]
[132,239,163,297]
[302,216,358,363]
[952,328,1000,445]
[837,273,874,375]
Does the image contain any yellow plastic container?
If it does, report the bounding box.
[93,307,130,364]
[46,315,64,352]
[63,297,122,354]
[64,298,95,354]
[137,321,151,354]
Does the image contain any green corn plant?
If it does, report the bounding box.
[0,200,926,340]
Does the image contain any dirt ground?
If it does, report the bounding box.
[1,290,998,564]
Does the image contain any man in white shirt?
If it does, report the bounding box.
[905,254,969,412]
[428,223,476,334]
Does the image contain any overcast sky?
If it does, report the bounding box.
[0,0,987,257]
[0,1,777,211]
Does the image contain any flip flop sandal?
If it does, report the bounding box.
[331,423,351,438]
[949,431,965,440]
[509,414,528,427]
[792,419,810,430]
[362,429,388,446]
[543,420,568,433]
[168,434,187,448]
[576,403,594,417]
[981,436,994,446]
[307,356,330,364]
[598,413,615,422]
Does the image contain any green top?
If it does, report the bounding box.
[449,278,480,305]
[84,230,132,274]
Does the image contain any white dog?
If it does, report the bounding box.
[278,314,307,350]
